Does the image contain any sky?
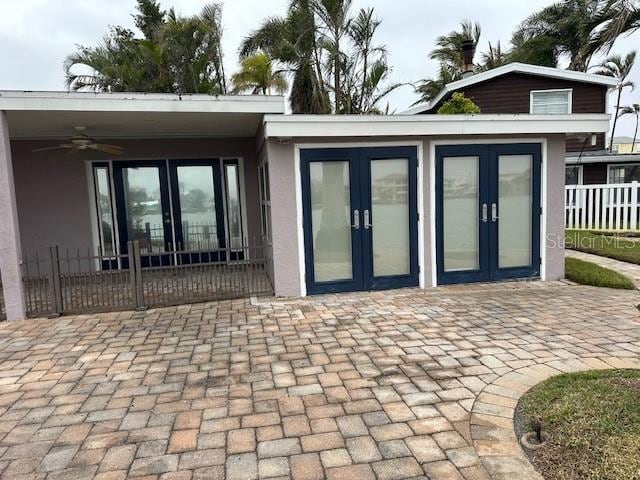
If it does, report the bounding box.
[0,0,639,136]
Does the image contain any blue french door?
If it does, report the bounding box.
[113,160,174,267]
[436,144,541,285]
[113,159,229,267]
[301,147,419,295]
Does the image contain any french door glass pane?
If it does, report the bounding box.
[225,163,243,249]
[94,167,116,256]
[310,161,353,282]
[122,167,166,254]
[176,166,218,251]
[443,156,479,272]
[499,155,532,268]
[371,158,409,276]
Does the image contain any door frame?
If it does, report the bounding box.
[429,138,548,286]
[112,159,174,267]
[298,144,421,295]
[300,148,365,295]
[435,145,491,285]
[168,159,227,263]
[295,141,425,297]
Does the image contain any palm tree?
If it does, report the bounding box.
[231,52,288,94]
[65,1,227,94]
[592,51,636,150]
[478,41,509,71]
[619,103,640,152]
[430,21,481,74]
[313,0,354,113]
[341,8,400,113]
[512,0,605,72]
[413,21,481,105]
[240,0,330,113]
[508,31,559,67]
[596,0,640,49]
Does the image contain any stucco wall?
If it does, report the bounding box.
[266,141,300,296]
[265,134,566,297]
[544,135,567,280]
[10,138,261,256]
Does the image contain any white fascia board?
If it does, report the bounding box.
[566,153,640,164]
[0,90,285,114]
[399,63,619,115]
[264,114,611,139]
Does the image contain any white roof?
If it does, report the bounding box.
[263,113,611,139]
[0,90,285,139]
[401,63,618,115]
[0,90,285,114]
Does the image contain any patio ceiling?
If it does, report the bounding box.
[0,91,285,139]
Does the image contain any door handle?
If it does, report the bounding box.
[482,204,488,223]
[352,209,360,229]
[492,203,499,222]
[364,209,373,229]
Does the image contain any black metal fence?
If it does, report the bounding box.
[21,241,273,318]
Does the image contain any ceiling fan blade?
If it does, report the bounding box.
[32,145,74,153]
[91,144,124,155]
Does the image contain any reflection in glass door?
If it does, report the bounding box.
[498,155,533,268]
[110,158,242,268]
[370,159,410,277]
[436,144,541,285]
[301,147,419,295]
[310,161,354,283]
[170,160,226,263]
[113,161,173,267]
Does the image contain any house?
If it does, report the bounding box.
[612,136,639,154]
[404,62,625,187]
[0,90,610,320]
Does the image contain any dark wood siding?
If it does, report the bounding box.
[423,72,608,152]
[583,163,608,184]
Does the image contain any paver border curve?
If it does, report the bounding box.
[469,356,640,480]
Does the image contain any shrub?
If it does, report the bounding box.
[437,92,481,114]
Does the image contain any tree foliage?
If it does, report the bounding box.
[414,1,640,106]
[593,51,636,150]
[65,1,227,94]
[437,92,481,114]
[231,52,288,95]
[241,0,399,113]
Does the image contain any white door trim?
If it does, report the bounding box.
[294,141,425,297]
[429,138,548,286]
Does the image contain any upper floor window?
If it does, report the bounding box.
[530,89,572,114]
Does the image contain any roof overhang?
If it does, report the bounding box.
[401,63,619,115]
[263,114,611,140]
[0,90,285,139]
[566,152,640,164]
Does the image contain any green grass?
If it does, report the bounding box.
[565,257,634,289]
[566,229,640,265]
[519,369,640,480]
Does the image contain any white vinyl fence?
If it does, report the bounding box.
[565,181,640,231]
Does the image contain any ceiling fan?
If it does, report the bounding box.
[32,126,124,155]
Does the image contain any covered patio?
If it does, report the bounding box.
[0,92,284,319]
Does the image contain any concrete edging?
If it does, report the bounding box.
[469,356,640,480]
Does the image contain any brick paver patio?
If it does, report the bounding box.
[0,282,639,480]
